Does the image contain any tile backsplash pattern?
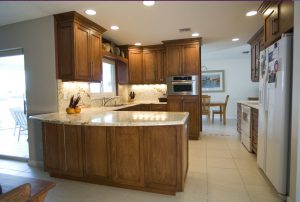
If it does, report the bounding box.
[57,80,167,112]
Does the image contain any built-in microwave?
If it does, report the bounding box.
[167,75,199,95]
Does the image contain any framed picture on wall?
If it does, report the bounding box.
[202,70,225,92]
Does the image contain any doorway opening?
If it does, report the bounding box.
[0,49,28,160]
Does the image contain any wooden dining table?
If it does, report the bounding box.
[0,173,55,202]
[208,101,227,125]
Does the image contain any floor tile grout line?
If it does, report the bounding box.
[227,140,253,202]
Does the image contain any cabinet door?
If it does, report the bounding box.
[128,50,143,84]
[56,22,74,80]
[165,46,182,76]
[89,30,102,82]
[74,24,90,81]
[264,4,280,46]
[42,123,64,173]
[167,96,182,112]
[143,50,156,84]
[156,50,165,83]
[182,44,199,75]
[182,96,200,140]
[237,103,242,134]
[83,126,110,180]
[63,125,83,177]
[144,126,177,190]
[111,127,144,187]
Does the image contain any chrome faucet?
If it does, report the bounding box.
[103,97,116,106]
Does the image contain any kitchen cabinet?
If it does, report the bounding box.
[42,123,188,194]
[258,1,294,47]
[251,108,259,154]
[167,95,200,139]
[83,126,110,181]
[54,11,106,82]
[150,104,167,111]
[111,127,144,187]
[42,123,83,177]
[248,27,264,82]
[237,103,241,134]
[163,38,201,76]
[142,46,165,84]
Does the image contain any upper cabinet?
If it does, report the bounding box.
[163,38,201,76]
[54,11,106,82]
[248,27,264,82]
[143,45,165,84]
[119,45,165,84]
[258,1,294,47]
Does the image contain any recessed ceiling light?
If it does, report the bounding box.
[246,10,258,17]
[192,33,200,37]
[232,38,240,42]
[85,9,96,16]
[135,42,142,46]
[110,25,119,30]
[143,1,155,7]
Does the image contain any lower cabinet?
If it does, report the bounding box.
[167,95,200,140]
[42,123,188,194]
[83,126,110,180]
[110,127,144,187]
[237,103,241,134]
[251,108,258,154]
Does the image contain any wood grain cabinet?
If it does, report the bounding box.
[54,11,106,82]
[251,108,259,154]
[237,103,241,134]
[248,27,264,82]
[42,123,83,177]
[167,95,200,140]
[163,38,201,76]
[150,104,167,111]
[142,46,165,84]
[83,126,110,181]
[42,123,188,194]
[258,1,294,47]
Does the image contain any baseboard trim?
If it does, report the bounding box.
[28,159,44,168]
[0,154,28,162]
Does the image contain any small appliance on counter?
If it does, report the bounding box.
[167,75,199,95]
[129,91,135,102]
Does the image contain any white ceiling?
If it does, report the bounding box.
[0,1,263,55]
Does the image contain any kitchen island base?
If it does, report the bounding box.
[42,123,188,195]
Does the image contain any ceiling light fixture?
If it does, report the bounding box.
[192,33,200,37]
[246,11,257,17]
[110,25,119,30]
[232,38,240,42]
[85,9,96,16]
[143,1,155,7]
[135,42,142,46]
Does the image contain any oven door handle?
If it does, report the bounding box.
[171,81,193,85]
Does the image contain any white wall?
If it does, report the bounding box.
[289,2,300,202]
[202,55,259,119]
[0,16,57,166]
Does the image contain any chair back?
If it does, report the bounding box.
[9,108,21,125]
[202,95,211,113]
[14,110,27,130]
[0,183,31,202]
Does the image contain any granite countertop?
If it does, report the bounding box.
[30,106,188,126]
[237,100,259,110]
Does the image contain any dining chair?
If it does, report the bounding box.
[9,108,21,136]
[202,95,211,124]
[212,95,229,125]
[12,110,28,142]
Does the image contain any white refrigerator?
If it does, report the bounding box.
[257,34,293,195]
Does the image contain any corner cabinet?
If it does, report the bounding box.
[163,38,201,76]
[167,95,200,140]
[54,11,106,82]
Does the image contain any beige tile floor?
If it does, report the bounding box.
[0,120,284,202]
